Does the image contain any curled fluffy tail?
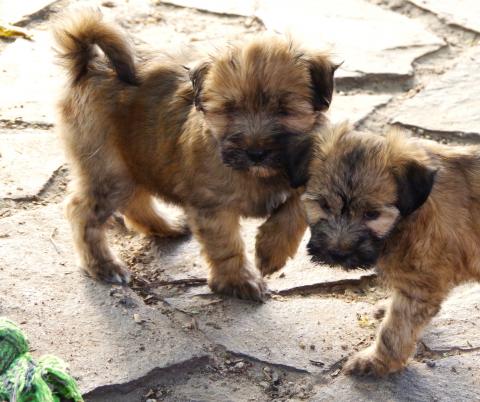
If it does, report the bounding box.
[53,9,137,85]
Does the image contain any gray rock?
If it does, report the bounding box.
[0,130,64,199]
[0,0,55,24]
[409,0,480,34]
[329,94,392,125]
[161,0,258,16]
[133,216,373,296]
[257,0,444,80]
[423,284,480,351]
[393,46,480,137]
[196,297,376,372]
[0,203,209,393]
[268,233,375,294]
[0,31,61,126]
[313,352,480,401]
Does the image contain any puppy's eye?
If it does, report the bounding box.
[228,133,243,144]
[363,210,380,220]
[278,108,290,117]
[319,199,330,212]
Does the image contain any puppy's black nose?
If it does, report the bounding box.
[329,249,352,262]
[247,149,268,163]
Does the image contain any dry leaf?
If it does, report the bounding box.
[0,25,32,40]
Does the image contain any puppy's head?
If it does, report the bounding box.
[295,124,436,269]
[189,36,338,178]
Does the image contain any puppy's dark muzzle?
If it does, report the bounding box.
[247,149,269,164]
[328,249,353,263]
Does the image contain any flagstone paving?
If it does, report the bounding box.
[1,0,479,401]
[408,0,480,34]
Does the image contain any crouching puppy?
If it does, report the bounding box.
[53,9,338,301]
[293,122,480,375]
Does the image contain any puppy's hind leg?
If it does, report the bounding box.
[65,176,134,285]
[123,188,189,237]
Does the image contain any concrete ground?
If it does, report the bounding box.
[1,0,480,401]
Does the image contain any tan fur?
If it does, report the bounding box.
[54,10,336,300]
[303,123,480,375]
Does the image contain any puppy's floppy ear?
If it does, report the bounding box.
[284,135,313,188]
[394,161,437,216]
[307,55,340,111]
[189,61,210,112]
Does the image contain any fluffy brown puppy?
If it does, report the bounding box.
[53,10,337,301]
[294,122,480,375]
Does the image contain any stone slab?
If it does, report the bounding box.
[423,284,480,351]
[134,216,375,296]
[0,203,209,393]
[0,130,64,199]
[161,0,258,16]
[0,0,55,24]
[393,46,480,137]
[195,297,376,372]
[257,0,444,80]
[268,233,375,294]
[329,94,392,125]
[314,352,480,401]
[0,31,61,126]
[409,0,480,34]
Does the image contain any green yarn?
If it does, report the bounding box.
[0,318,84,402]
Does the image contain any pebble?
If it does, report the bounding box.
[259,381,270,389]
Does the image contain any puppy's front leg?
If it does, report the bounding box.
[188,208,266,301]
[256,193,308,276]
[344,288,444,377]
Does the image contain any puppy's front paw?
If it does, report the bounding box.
[83,261,131,285]
[209,268,266,302]
[344,347,397,377]
[256,249,288,277]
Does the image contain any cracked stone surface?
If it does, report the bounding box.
[0,130,64,199]
[423,284,480,351]
[161,0,258,16]
[408,0,480,34]
[393,47,480,137]
[257,0,444,80]
[314,352,480,401]
[127,216,375,296]
[0,203,209,394]
[0,31,61,126]
[330,94,392,125]
[194,297,377,372]
[0,0,56,24]
[2,0,480,400]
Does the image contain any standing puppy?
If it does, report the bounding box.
[294,122,480,375]
[54,10,337,301]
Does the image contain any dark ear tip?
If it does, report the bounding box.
[395,162,437,217]
[333,61,344,71]
[285,135,313,189]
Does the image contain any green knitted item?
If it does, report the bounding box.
[0,318,83,402]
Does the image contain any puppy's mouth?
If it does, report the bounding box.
[248,165,277,178]
[307,242,378,270]
[221,147,280,177]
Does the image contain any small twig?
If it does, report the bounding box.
[149,278,208,287]
[49,227,61,255]
[309,359,325,367]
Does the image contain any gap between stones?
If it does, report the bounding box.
[82,355,212,399]
[0,165,68,212]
